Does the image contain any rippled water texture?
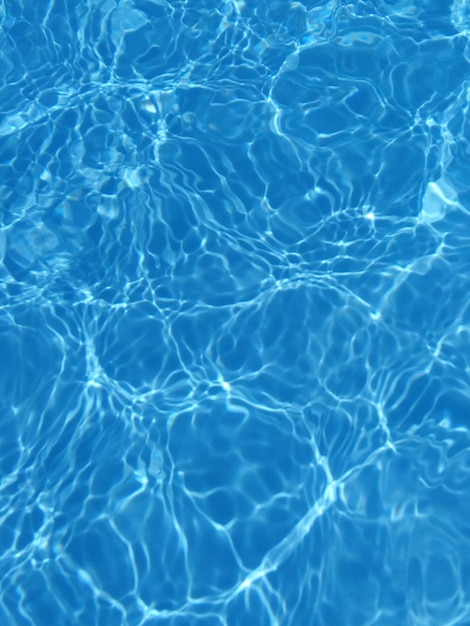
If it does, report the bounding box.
[1,1,470,625]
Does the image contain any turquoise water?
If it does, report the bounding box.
[1,1,470,624]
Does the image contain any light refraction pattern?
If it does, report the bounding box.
[1,1,470,625]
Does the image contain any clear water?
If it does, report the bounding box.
[1,1,470,625]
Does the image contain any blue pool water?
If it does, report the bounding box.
[1,0,470,624]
